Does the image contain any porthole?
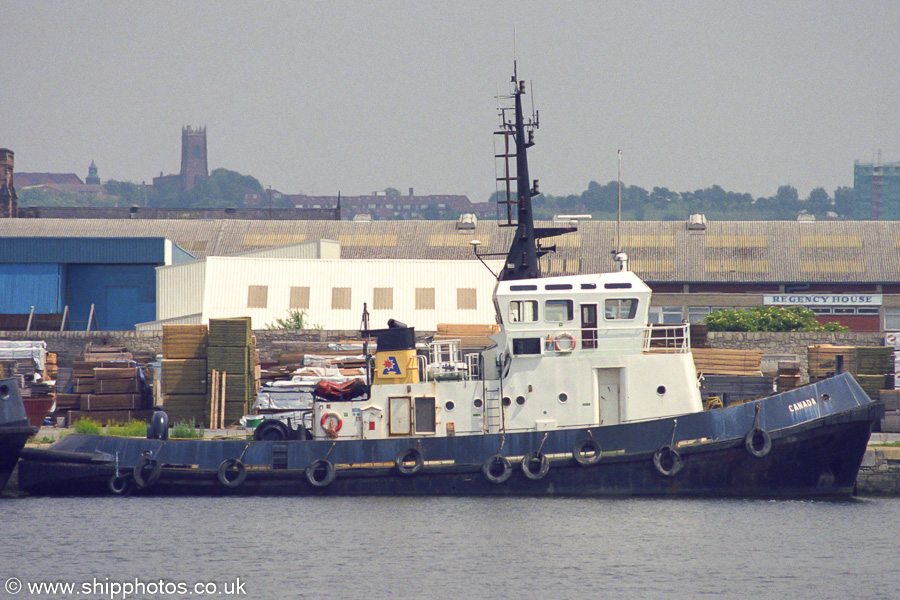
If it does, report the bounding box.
[558,393,568,403]
[821,394,830,402]
[502,397,512,407]
[474,398,483,409]
[516,396,525,406]
[657,386,666,396]
[445,400,455,411]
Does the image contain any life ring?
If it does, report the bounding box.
[133,456,162,489]
[744,427,772,458]
[521,451,550,480]
[306,459,336,488]
[482,454,512,484]
[108,473,131,496]
[320,411,343,438]
[553,332,576,353]
[653,445,683,477]
[395,448,424,475]
[572,438,603,466]
[217,458,247,488]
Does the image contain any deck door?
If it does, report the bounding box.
[581,304,598,349]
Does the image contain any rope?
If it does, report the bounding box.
[537,432,548,454]
[323,441,337,461]
[669,418,678,447]
[499,434,506,455]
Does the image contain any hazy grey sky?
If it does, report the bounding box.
[4,1,899,203]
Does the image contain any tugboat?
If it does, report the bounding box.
[0,378,39,493]
[18,68,883,497]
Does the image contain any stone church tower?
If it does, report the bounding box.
[180,126,208,190]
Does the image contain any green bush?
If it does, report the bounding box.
[171,419,205,439]
[703,305,849,332]
[106,419,148,437]
[72,418,103,435]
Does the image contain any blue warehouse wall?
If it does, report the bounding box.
[66,264,157,331]
[0,264,65,313]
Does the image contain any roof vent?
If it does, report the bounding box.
[353,213,373,222]
[687,214,707,231]
[456,213,477,230]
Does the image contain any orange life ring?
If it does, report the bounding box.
[320,411,343,437]
[553,332,576,352]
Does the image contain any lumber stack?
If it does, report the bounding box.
[64,360,151,425]
[808,345,857,378]
[700,374,775,407]
[160,324,209,425]
[433,323,500,350]
[692,348,763,376]
[207,318,257,427]
[857,346,895,375]
[776,361,802,392]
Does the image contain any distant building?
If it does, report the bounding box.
[0,148,16,218]
[854,160,900,220]
[85,160,100,185]
[290,190,494,220]
[153,126,209,193]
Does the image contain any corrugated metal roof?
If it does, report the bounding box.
[0,236,173,264]
[4,218,900,282]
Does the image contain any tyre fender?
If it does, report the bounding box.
[521,451,550,480]
[653,445,683,477]
[395,448,424,476]
[133,456,162,489]
[306,459,336,488]
[572,438,603,467]
[744,427,772,458]
[482,454,512,484]
[217,458,248,488]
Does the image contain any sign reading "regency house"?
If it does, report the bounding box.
[763,294,883,306]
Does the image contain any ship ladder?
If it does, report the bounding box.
[484,385,503,433]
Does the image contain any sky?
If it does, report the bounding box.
[4,1,900,203]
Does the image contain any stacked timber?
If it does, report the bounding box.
[433,323,500,351]
[207,318,257,427]
[66,361,151,425]
[777,361,802,392]
[160,325,209,425]
[693,348,772,407]
[808,345,857,378]
[880,390,900,433]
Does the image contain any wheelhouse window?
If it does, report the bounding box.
[545,299,574,322]
[509,300,538,322]
[605,298,638,320]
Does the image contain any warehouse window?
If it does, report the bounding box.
[416,287,435,310]
[650,306,684,324]
[290,286,310,310]
[247,285,268,309]
[457,288,477,310]
[332,287,352,310]
[373,287,393,310]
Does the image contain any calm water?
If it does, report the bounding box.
[2,495,899,600]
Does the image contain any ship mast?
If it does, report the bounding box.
[495,64,574,281]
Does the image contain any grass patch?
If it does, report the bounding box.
[72,418,103,435]
[871,441,900,447]
[106,419,148,437]
[171,419,205,439]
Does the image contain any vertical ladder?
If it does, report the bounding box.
[484,385,503,433]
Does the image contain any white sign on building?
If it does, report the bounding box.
[763,294,882,306]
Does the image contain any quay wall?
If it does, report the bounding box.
[857,444,900,495]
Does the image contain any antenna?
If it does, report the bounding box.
[617,149,622,254]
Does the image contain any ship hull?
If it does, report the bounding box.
[0,378,38,493]
[18,373,883,498]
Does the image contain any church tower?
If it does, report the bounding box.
[86,160,100,184]
[180,126,208,190]
[0,148,17,218]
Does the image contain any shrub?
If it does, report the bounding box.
[171,419,205,439]
[106,419,148,437]
[72,418,103,435]
[704,305,849,332]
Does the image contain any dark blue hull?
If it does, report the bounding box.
[0,378,38,493]
[17,373,883,498]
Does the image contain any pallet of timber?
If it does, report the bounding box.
[808,345,857,377]
[209,317,252,348]
[881,411,900,433]
[95,378,142,394]
[72,361,103,378]
[207,346,250,374]
[163,324,209,359]
[856,347,895,375]
[67,409,152,426]
[80,393,146,411]
[71,377,94,394]
[55,393,81,411]
[853,374,893,400]
[160,359,207,394]
[692,348,763,375]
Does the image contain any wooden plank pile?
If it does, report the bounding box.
[776,361,802,392]
[700,375,775,407]
[63,357,151,426]
[160,324,209,425]
[433,323,500,350]
[692,348,763,376]
[808,345,894,400]
[808,345,858,378]
[207,318,258,427]
[879,390,900,433]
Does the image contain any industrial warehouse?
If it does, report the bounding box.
[0,216,899,334]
